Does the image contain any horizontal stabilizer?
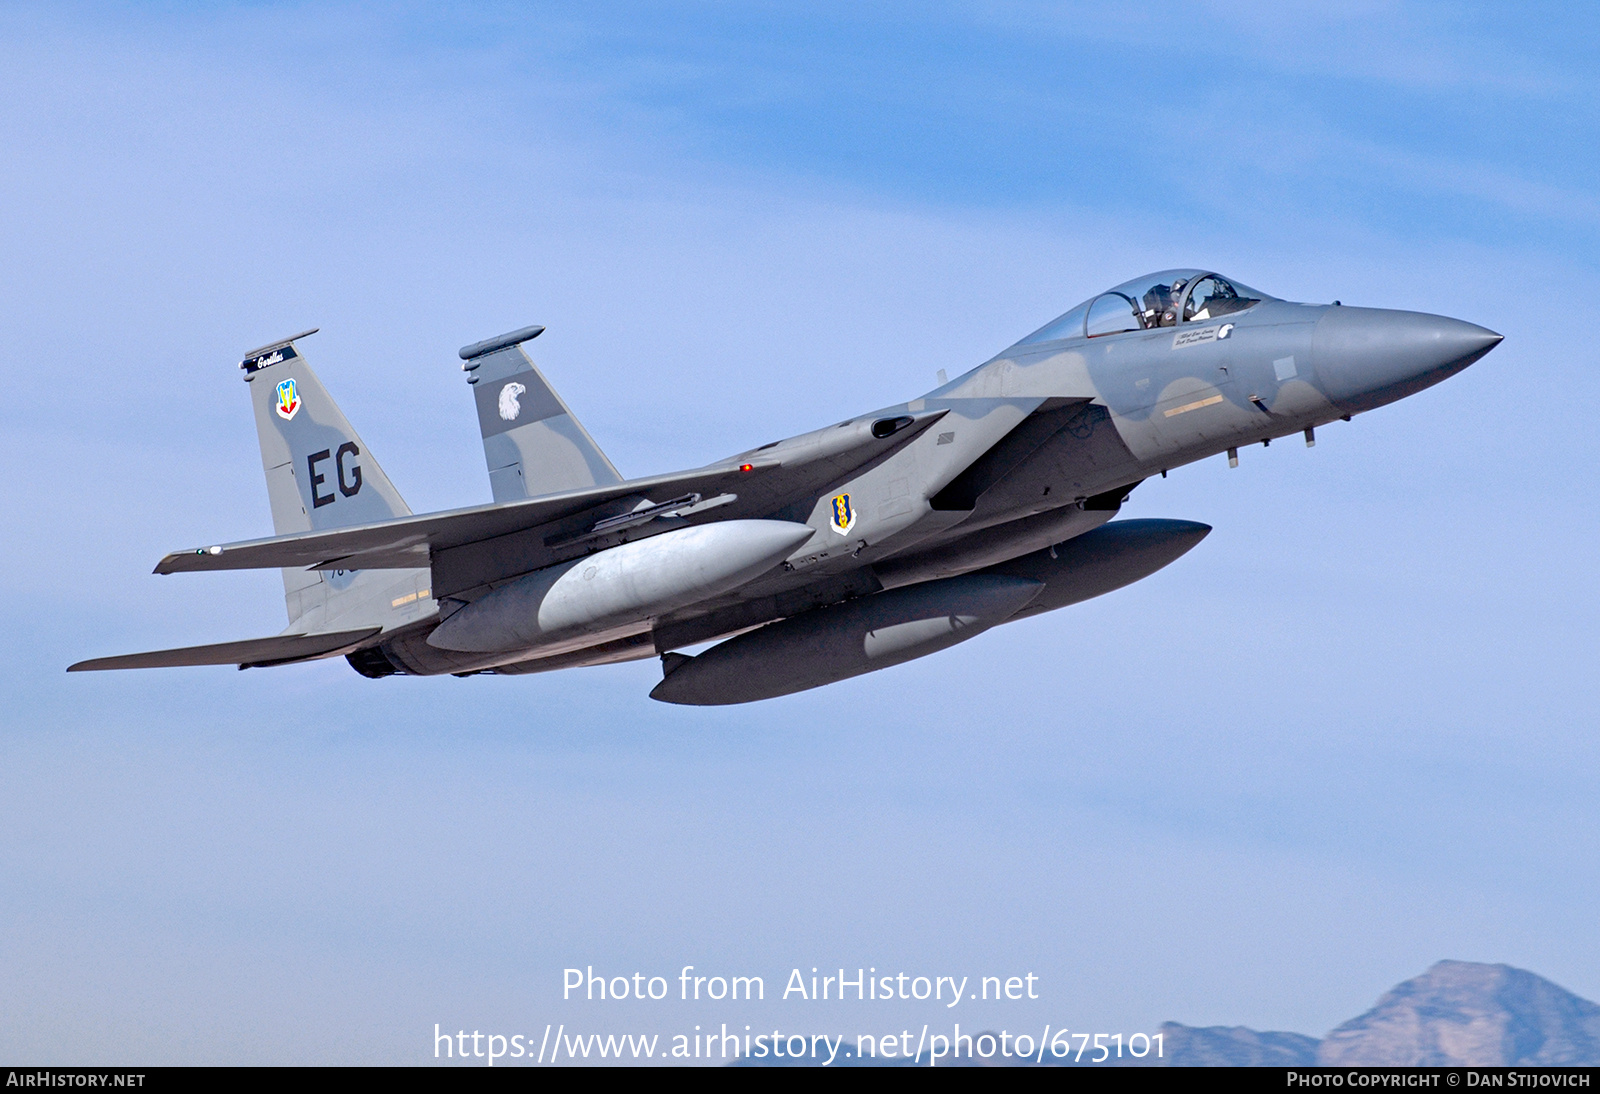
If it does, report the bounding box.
[68,627,380,672]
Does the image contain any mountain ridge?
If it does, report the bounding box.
[739,961,1600,1066]
[1156,961,1600,1067]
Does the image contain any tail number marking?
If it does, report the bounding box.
[307,443,364,508]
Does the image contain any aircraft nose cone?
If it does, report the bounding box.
[1313,307,1502,414]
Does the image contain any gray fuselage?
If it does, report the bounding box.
[360,279,1500,681]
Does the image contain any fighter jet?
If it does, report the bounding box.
[70,270,1501,703]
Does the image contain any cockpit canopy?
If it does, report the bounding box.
[1017,270,1272,346]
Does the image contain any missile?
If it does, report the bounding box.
[649,517,1210,705]
[427,519,814,654]
[649,573,1045,705]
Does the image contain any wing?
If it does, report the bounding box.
[155,463,776,574]
[154,408,948,600]
[68,628,380,671]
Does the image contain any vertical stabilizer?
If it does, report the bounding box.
[459,326,623,502]
[240,331,429,631]
[242,330,411,533]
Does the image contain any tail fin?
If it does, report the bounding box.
[240,330,425,629]
[459,326,623,502]
[242,329,411,533]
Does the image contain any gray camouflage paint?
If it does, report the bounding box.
[238,341,433,637]
[463,338,623,503]
[70,269,1501,699]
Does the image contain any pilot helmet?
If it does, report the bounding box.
[1162,277,1189,325]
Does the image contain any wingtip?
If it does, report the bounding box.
[154,549,206,574]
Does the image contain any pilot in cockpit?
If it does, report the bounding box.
[1140,278,1189,328]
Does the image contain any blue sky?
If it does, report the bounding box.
[2,1,1597,1063]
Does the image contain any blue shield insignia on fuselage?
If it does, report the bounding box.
[829,492,856,535]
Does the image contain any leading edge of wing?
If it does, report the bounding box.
[153,460,781,575]
[68,628,381,671]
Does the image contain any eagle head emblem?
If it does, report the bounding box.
[498,381,527,422]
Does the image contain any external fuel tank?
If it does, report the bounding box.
[428,519,815,655]
[650,573,1043,705]
[650,518,1210,705]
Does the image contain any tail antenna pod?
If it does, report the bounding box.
[459,325,545,365]
[240,328,320,375]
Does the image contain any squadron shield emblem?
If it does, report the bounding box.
[828,492,856,536]
[274,378,301,420]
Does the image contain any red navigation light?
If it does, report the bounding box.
[740,463,754,472]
